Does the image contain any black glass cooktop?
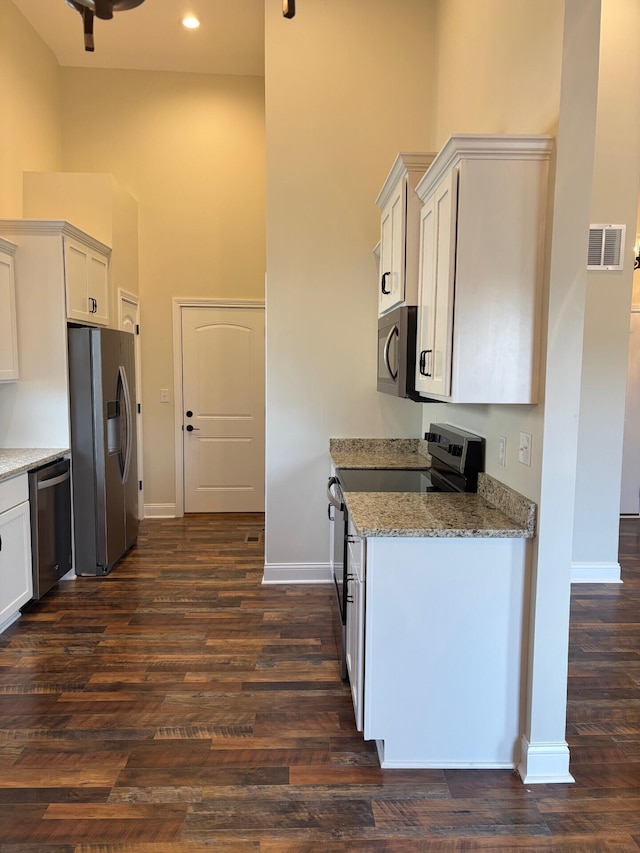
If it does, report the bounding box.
[336,467,439,493]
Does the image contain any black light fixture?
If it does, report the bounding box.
[65,0,145,51]
[282,0,295,19]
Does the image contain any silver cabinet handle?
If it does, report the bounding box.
[383,325,399,381]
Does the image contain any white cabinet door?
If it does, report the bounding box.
[378,180,405,315]
[346,529,365,732]
[415,169,457,398]
[0,491,32,632]
[0,244,19,382]
[64,236,109,327]
[88,252,109,325]
[414,135,551,404]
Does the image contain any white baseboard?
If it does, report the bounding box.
[144,503,178,519]
[375,739,516,770]
[571,561,622,583]
[0,609,21,635]
[262,562,332,584]
[517,736,574,784]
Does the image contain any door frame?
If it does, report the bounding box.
[172,297,265,518]
[118,288,144,521]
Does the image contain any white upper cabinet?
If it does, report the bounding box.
[0,238,19,382]
[414,135,552,404]
[376,152,435,316]
[63,235,109,326]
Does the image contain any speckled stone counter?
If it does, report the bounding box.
[344,489,533,538]
[330,439,536,539]
[330,438,430,470]
[0,449,69,482]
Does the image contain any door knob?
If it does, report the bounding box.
[186,424,200,432]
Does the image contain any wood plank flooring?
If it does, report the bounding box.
[0,512,639,851]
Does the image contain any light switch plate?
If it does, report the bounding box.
[518,432,532,466]
[160,388,170,403]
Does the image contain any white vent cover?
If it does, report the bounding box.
[588,224,626,271]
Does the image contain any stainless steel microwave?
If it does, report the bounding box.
[377,306,420,400]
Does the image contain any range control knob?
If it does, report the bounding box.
[449,443,463,457]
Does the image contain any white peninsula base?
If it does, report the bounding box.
[362,535,529,769]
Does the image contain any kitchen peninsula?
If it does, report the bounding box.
[330,437,536,770]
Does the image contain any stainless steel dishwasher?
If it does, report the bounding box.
[28,458,73,600]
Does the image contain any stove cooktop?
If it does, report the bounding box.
[336,467,438,494]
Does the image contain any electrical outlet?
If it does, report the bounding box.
[498,435,507,467]
[518,432,532,466]
[160,388,170,403]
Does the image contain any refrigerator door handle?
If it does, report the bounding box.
[119,365,133,484]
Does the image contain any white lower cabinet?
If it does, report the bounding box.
[345,523,365,732]
[0,475,33,633]
[355,534,529,769]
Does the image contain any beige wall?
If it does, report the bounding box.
[265,0,437,569]
[0,0,61,216]
[433,1,563,149]
[58,68,266,507]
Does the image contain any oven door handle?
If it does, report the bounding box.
[383,325,399,381]
[327,476,344,512]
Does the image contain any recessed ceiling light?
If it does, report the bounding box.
[182,15,200,29]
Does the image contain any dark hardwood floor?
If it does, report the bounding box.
[0,513,639,851]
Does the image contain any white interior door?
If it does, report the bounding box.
[181,305,265,513]
[620,309,640,514]
[118,290,143,520]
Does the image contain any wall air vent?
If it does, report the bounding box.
[587,224,626,271]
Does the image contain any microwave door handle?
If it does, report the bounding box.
[383,325,399,380]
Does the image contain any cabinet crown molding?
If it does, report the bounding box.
[0,237,17,255]
[376,152,437,210]
[0,220,111,255]
[416,134,554,202]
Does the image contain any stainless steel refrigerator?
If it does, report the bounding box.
[68,326,139,576]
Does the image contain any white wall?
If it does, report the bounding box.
[572,0,640,575]
[264,0,437,574]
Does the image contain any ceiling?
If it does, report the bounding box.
[10,0,265,76]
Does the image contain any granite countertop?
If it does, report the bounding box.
[329,438,431,470]
[0,449,70,482]
[344,490,532,538]
[330,438,536,539]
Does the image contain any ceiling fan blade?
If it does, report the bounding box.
[64,0,146,50]
[65,0,95,51]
